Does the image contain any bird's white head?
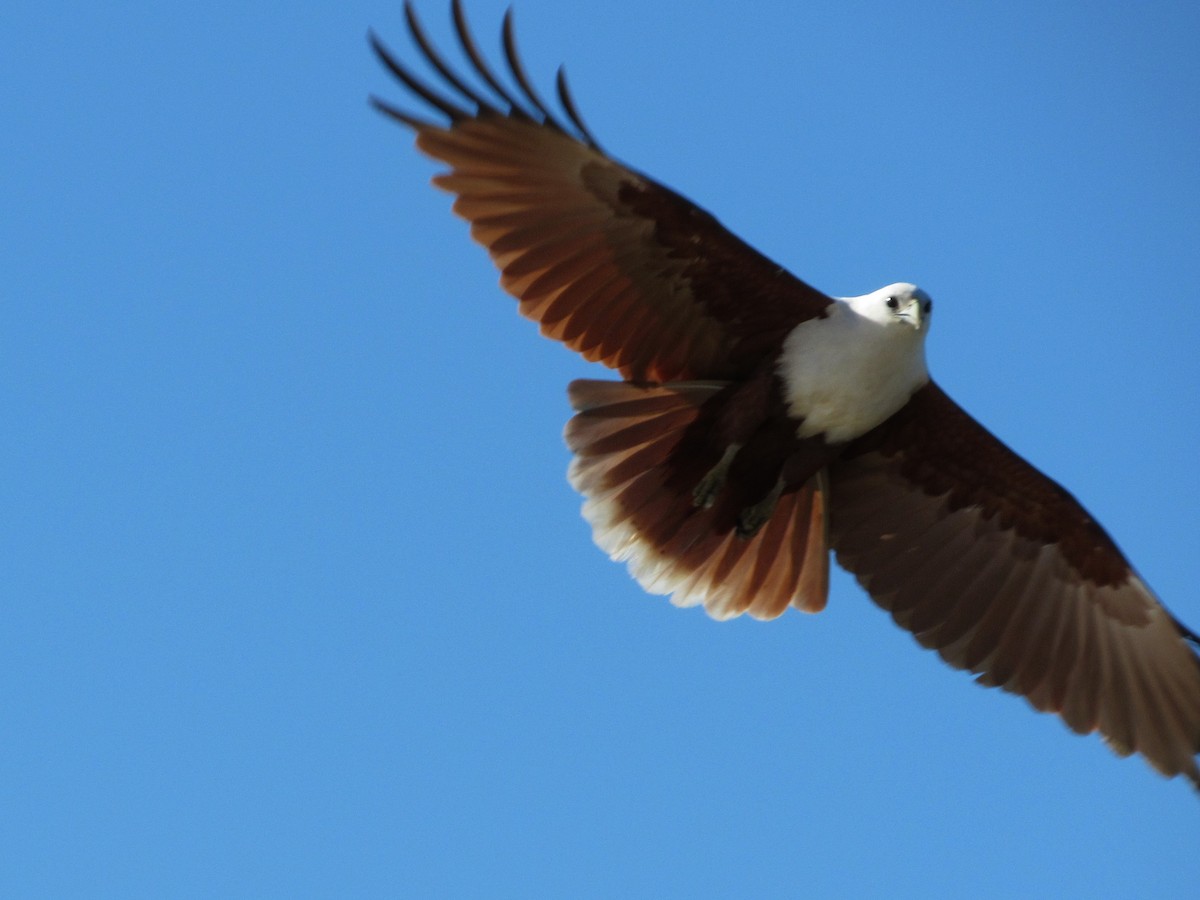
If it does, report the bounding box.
[780,280,933,441]
[845,282,934,333]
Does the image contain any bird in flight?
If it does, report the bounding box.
[369,0,1200,790]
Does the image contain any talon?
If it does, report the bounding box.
[736,478,786,538]
[692,443,742,508]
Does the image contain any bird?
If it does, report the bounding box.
[369,0,1200,790]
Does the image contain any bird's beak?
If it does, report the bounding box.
[900,301,923,330]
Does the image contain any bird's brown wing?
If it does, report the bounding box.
[369,1,832,382]
[829,382,1200,787]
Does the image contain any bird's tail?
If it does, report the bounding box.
[564,379,829,619]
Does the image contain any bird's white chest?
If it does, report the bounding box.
[776,304,929,443]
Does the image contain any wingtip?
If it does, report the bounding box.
[555,64,602,150]
[372,1,607,147]
[368,94,434,131]
[366,27,385,56]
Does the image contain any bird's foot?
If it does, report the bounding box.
[692,443,742,509]
[736,478,785,538]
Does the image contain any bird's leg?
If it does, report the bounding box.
[736,476,786,538]
[692,442,742,509]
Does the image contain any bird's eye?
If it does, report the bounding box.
[923,300,933,314]
[885,296,899,310]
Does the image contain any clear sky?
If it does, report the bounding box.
[4,0,1199,896]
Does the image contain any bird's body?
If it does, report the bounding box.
[371,1,1200,790]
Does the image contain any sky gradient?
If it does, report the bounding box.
[4,1,1199,895]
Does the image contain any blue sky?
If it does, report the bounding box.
[4,0,1199,895]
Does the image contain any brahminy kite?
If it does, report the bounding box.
[369,1,1200,790]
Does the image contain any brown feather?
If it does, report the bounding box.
[830,384,1200,786]
[371,14,831,383]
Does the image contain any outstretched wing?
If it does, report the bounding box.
[369,0,831,382]
[829,382,1200,787]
